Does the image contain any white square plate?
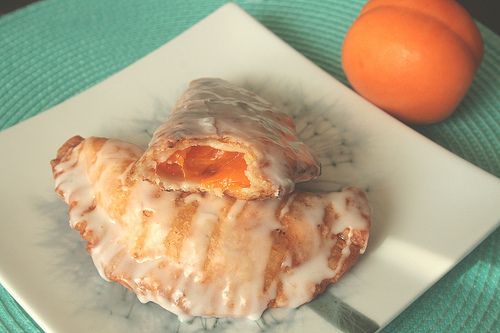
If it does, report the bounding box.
[0,4,498,333]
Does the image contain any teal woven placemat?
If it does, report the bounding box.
[0,0,499,332]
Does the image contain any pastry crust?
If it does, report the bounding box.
[52,136,370,319]
[130,78,320,200]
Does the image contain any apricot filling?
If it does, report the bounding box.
[156,146,250,192]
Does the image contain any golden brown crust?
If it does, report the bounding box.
[50,135,84,177]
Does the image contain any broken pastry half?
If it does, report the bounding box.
[130,78,321,200]
[52,136,371,319]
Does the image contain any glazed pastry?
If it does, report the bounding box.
[52,136,370,319]
[130,78,320,200]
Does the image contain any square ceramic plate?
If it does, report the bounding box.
[0,4,499,333]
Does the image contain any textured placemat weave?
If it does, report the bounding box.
[0,0,498,332]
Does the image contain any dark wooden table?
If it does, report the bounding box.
[1,0,500,35]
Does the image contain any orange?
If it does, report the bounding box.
[342,0,484,124]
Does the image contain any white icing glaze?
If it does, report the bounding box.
[280,238,336,308]
[53,137,370,320]
[279,193,296,219]
[327,189,371,253]
[178,195,225,275]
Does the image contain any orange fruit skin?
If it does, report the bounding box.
[342,0,484,124]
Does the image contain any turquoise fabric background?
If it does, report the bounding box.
[0,0,498,332]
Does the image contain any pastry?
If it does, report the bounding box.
[52,136,371,319]
[130,78,320,200]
